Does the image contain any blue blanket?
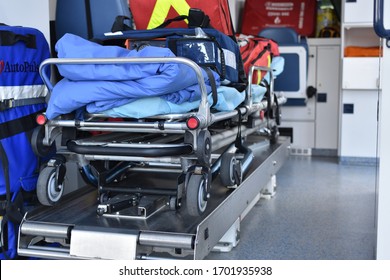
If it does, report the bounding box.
[46,34,220,119]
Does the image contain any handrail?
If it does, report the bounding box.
[39,57,211,127]
[374,0,390,46]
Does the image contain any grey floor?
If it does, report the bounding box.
[206,155,378,260]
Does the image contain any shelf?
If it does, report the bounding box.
[306,38,341,46]
[343,23,374,29]
[342,26,380,47]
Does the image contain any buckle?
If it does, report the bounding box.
[0,99,15,111]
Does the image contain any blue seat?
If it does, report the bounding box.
[258,27,300,44]
[55,0,132,41]
[259,27,308,105]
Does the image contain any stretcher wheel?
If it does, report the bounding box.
[196,130,211,165]
[36,166,64,206]
[99,193,109,203]
[169,196,179,210]
[186,174,208,216]
[31,125,54,157]
[220,153,242,187]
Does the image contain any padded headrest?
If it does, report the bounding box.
[258,27,299,44]
[55,0,132,41]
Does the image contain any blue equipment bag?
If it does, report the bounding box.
[0,24,50,259]
[100,27,247,90]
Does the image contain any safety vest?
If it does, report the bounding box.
[129,0,234,35]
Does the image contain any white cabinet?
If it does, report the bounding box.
[339,0,381,161]
[280,39,340,154]
[343,0,374,24]
[314,41,341,150]
[340,90,379,159]
[342,57,381,89]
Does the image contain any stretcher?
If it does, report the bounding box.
[29,30,286,219]
[18,28,289,259]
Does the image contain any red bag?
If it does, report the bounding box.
[129,0,234,35]
[238,35,280,84]
[241,0,316,36]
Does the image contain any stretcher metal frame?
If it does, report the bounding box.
[33,57,285,217]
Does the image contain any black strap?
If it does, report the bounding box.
[274,92,281,125]
[156,8,211,29]
[0,142,11,204]
[0,142,11,259]
[84,0,93,39]
[0,30,36,48]
[0,110,41,140]
[5,191,24,224]
[111,15,135,32]
[261,79,272,116]
[0,119,28,259]
[203,67,218,108]
[1,215,11,259]
[156,15,189,29]
[187,9,211,29]
[0,98,46,112]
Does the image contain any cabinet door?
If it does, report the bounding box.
[342,57,381,89]
[343,0,374,24]
[340,90,378,158]
[315,45,340,149]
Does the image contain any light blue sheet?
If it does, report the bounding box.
[98,56,285,118]
[100,85,267,118]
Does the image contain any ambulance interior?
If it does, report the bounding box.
[1,0,389,260]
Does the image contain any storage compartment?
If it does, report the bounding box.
[342,27,381,56]
[340,90,379,158]
[342,57,381,89]
[343,0,374,24]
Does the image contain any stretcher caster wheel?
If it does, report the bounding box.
[196,130,212,166]
[99,193,109,203]
[186,174,208,217]
[169,196,179,210]
[31,125,55,157]
[96,205,106,216]
[36,166,64,206]
[220,153,242,187]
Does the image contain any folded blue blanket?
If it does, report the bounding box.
[46,34,220,119]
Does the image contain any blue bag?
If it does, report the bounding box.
[99,27,247,90]
[0,24,50,259]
